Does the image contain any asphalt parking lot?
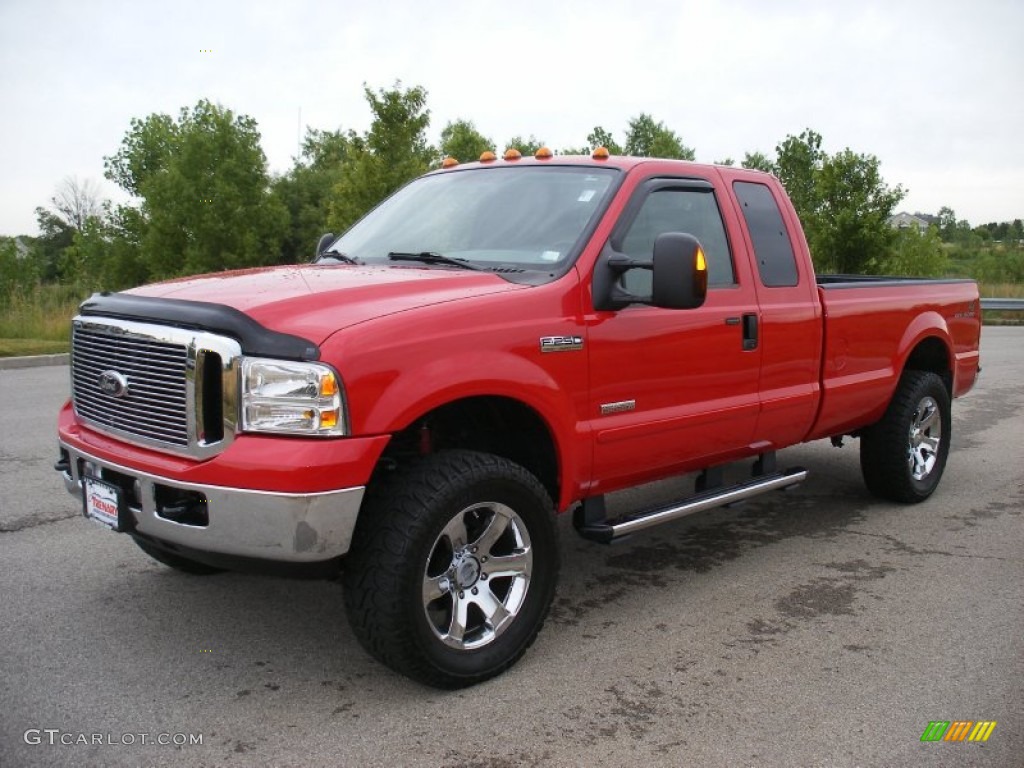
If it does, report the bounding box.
[1,328,1021,767]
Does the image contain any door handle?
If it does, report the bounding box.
[742,313,758,351]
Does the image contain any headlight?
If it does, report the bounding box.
[241,358,348,436]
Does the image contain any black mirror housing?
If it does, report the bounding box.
[652,232,708,310]
[314,232,335,260]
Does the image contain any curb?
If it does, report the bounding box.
[0,353,70,370]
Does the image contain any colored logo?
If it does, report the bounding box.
[920,721,996,742]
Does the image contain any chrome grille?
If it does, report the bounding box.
[73,325,189,446]
[70,316,242,458]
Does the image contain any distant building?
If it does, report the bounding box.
[888,212,931,232]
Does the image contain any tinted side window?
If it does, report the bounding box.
[620,188,735,294]
[733,181,799,287]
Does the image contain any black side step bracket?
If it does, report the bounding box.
[574,465,807,544]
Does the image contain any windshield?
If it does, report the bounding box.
[330,166,618,272]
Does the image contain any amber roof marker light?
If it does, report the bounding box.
[592,146,610,160]
[534,146,553,160]
[479,150,497,163]
[503,148,522,161]
[441,156,459,168]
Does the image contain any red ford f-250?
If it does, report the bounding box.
[56,150,981,688]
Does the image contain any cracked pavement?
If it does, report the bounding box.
[1,329,1022,767]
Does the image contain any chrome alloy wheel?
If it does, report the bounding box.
[422,502,533,650]
[908,395,942,481]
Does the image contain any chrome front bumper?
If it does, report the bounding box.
[59,443,364,562]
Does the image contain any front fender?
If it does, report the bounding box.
[360,349,586,510]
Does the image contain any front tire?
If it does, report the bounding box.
[860,370,951,503]
[343,450,559,688]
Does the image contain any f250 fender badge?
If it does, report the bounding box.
[97,370,129,398]
[540,335,583,353]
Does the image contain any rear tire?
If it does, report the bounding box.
[343,450,559,688]
[133,537,225,575]
[860,370,951,503]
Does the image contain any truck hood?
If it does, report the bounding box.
[127,264,525,344]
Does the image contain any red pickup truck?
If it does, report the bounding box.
[56,151,981,688]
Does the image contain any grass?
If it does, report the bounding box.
[978,281,1024,298]
[0,283,85,357]
[0,338,71,356]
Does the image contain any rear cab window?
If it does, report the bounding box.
[732,181,800,287]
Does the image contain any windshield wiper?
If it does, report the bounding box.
[387,251,485,271]
[315,249,362,265]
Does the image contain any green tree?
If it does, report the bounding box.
[935,206,981,248]
[624,113,695,159]
[32,207,76,282]
[301,127,361,170]
[878,225,947,276]
[936,206,957,242]
[329,82,433,232]
[983,221,1009,241]
[814,148,905,273]
[771,129,907,273]
[28,177,105,282]
[741,151,775,173]
[272,127,359,263]
[439,119,493,163]
[0,237,38,302]
[772,130,826,268]
[504,135,545,155]
[104,113,178,198]
[586,126,622,155]
[558,145,592,156]
[62,204,147,291]
[105,99,287,279]
[773,129,824,227]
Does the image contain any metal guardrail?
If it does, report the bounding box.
[981,298,1024,311]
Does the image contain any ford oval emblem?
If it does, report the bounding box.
[97,370,129,398]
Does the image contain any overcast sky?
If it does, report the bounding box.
[1,0,1021,237]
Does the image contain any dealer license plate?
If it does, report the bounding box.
[84,476,121,531]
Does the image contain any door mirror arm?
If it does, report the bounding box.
[593,245,650,311]
[593,233,707,312]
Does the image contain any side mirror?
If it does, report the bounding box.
[651,232,707,309]
[314,232,335,260]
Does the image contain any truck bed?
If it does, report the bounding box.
[807,276,981,441]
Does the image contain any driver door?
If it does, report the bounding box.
[586,177,763,493]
